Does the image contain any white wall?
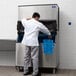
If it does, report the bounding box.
[0,0,18,40]
[0,0,76,68]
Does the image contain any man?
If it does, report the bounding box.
[21,12,51,76]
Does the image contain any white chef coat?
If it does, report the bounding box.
[21,18,51,46]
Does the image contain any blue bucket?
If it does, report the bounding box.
[42,39,54,55]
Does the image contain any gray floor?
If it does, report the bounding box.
[0,66,76,76]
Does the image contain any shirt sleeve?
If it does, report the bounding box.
[38,23,51,35]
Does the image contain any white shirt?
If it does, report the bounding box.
[21,18,51,46]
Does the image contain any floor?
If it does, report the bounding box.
[0,66,76,76]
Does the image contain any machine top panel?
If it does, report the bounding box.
[18,4,58,20]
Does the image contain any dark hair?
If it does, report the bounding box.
[32,12,40,18]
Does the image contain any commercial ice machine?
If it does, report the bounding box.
[16,4,59,73]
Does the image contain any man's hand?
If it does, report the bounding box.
[48,35,52,39]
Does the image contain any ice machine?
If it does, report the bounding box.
[16,4,59,73]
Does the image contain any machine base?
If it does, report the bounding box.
[15,66,58,74]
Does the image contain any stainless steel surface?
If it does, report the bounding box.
[0,40,16,51]
[16,43,25,66]
[16,4,59,69]
[18,4,58,21]
[0,40,16,66]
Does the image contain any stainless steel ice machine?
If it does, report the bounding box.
[16,4,59,73]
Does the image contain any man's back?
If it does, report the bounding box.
[22,18,50,46]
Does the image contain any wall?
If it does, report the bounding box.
[0,0,18,40]
[0,0,76,68]
[0,40,15,66]
[0,0,18,66]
